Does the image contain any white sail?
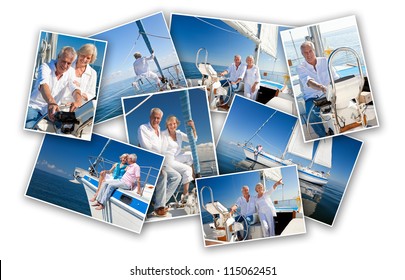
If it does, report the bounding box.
[287,125,314,161]
[313,139,333,168]
[223,20,278,59]
[263,168,283,184]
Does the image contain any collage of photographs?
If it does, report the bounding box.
[23,12,377,247]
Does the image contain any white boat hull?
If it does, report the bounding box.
[243,147,328,186]
[75,168,153,233]
[243,146,284,168]
[296,168,328,186]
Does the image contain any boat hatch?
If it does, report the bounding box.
[119,194,133,205]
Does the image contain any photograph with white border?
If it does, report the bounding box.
[23,30,107,141]
[170,13,296,115]
[280,15,379,142]
[196,165,305,247]
[122,86,218,222]
[25,133,164,234]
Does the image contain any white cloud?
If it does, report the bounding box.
[36,159,67,176]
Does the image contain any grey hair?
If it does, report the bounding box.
[150,108,163,117]
[119,153,128,160]
[78,43,98,63]
[234,54,242,60]
[255,182,264,192]
[58,46,77,61]
[300,41,315,53]
[241,185,249,191]
[246,55,255,62]
[127,154,137,162]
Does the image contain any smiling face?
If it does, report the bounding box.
[234,55,241,66]
[56,52,75,75]
[120,155,128,164]
[166,116,178,133]
[77,53,93,67]
[241,186,250,198]
[301,44,317,66]
[149,111,162,130]
[255,183,264,195]
[246,56,254,67]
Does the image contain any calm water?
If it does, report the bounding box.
[216,141,344,226]
[26,169,91,216]
[95,67,187,123]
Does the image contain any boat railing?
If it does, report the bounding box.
[87,156,159,188]
[199,185,214,213]
[161,64,184,85]
[195,47,209,72]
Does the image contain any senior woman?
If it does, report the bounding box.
[243,55,261,100]
[63,43,98,108]
[161,115,197,202]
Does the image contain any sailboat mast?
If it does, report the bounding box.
[307,26,325,57]
[179,90,201,177]
[136,20,165,79]
[253,24,262,64]
[91,139,111,170]
[245,111,277,145]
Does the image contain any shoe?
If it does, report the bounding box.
[95,204,104,210]
[154,207,168,216]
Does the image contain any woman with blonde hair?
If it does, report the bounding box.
[243,55,261,100]
[90,153,129,202]
[254,179,282,237]
[161,115,197,202]
[63,44,98,107]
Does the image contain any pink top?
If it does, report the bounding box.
[120,163,140,190]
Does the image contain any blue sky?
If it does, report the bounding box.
[34,134,164,185]
[217,95,363,187]
[170,14,291,73]
[91,12,180,84]
[38,31,107,67]
[196,165,300,211]
[123,87,214,145]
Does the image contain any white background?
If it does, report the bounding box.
[1,1,403,279]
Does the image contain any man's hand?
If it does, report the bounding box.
[48,103,59,121]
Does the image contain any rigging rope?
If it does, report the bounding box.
[194,17,240,35]
[289,30,302,64]
[138,31,171,40]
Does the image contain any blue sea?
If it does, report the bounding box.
[95,67,187,123]
[216,141,344,226]
[180,61,287,85]
[26,168,91,216]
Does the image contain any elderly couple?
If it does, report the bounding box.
[91,153,142,210]
[230,179,282,239]
[137,108,197,217]
[25,43,98,129]
[219,54,261,101]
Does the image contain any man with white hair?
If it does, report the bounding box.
[230,185,256,240]
[93,153,141,210]
[133,50,161,88]
[26,46,82,129]
[138,108,181,216]
[219,54,247,92]
[296,41,339,137]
